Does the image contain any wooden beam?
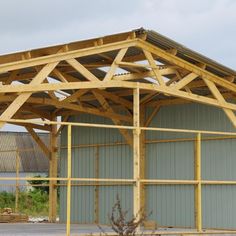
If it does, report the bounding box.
[66,59,100,82]
[49,118,58,223]
[140,105,146,215]
[195,133,202,232]
[144,105,161,127]
[93,89,133,110]
[15,150,20,213]
[27,96,132,123]
[203,78,236,127]
[137,40,236,93]
[94,146,99,224]
[103,47,128,81]
[62,90,88,103]
[0,62,58,128]
[171,72,199,90]
[9,122,51,131]
[66,125,72,236]
[0,80,236,114]
[92,90,133,146]
[143,50,165,86]
[0,39,138,74]
[133,87,141,225]
[26,127,50,158]
[113,68,176,81]
[21,105,52,120]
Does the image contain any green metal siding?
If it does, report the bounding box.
[145,103,236,229]
[59,115,132,224]
[146,185,194,227]
[60,103,236,229]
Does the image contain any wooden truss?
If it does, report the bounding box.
[0,30,235,130]
[0,29,235,229]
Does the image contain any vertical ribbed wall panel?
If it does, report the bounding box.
[146,185,194,227]
[99,145,132,179]
[60,114,133,224]
[146,142,194,180]
[202,139,236,180]
[59,126,96,223]
[99,186,133,224]
[202,185,236,229]
[145,103,236,229]
[201,139,236,229]
[98,145,133,224]
[146,141,194,227]
[60,103,236,228]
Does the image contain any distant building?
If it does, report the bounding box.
[0,132,49,192]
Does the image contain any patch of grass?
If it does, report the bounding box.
[0,189,49,217]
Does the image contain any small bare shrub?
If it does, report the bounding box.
[108,195,152,236]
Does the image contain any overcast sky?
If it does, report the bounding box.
[0,0,236,131]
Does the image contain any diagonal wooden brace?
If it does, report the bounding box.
[0,62,59,128]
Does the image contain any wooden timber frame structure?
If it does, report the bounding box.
[0,28,236,235]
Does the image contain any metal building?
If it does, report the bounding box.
[59,103,236,230]
[0,28,235,235]
[0,132,49,192]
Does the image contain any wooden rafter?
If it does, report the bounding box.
[203,78,236,127]
[137,40,236,93]
[0,39,137,74]
[0,62,58,128]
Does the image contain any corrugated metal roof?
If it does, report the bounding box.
[139,28,236,78]
[0,132,50,172]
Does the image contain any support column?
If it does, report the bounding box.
[49,118,58,223]
[15,150,20,213]
[140,105,146,213]
[66,125,72,236]
[94,145,99,224]
[195,133,202,232]
[133,87,141,221]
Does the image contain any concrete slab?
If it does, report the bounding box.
[0,223,111,236]
[0,223,235,236]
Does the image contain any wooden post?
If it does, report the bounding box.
[49,118,58,222]
[195,133,202,232]
[66,124,72,236]
[140,105,146,214]
[133,87,141,224]
[94,145,99,223]
[15,150,20,213]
